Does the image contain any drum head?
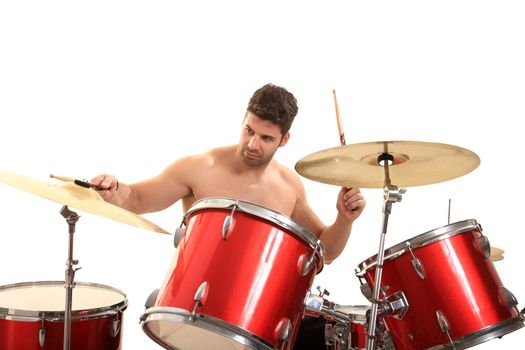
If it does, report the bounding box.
[142,308,273,350]
[0,281,127,319]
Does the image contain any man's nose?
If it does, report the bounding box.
[248,136,260,149]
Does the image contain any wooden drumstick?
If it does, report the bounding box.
[50,174,75,182]
[50,174,103,190]
[333,90,359,212]
[333,89,346,146]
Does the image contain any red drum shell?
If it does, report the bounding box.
[142,198,324,350]
[356,219,523,350]
[0,281,127,350]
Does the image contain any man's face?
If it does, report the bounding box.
[239,112,290,167]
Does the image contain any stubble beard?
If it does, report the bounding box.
[239,147,273,167]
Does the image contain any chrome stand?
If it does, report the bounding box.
[366,153,406,350]
[60,205,81,350]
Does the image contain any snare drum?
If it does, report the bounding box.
[0,281,127,350]
[356,219,524,350]
[141,198,324,350]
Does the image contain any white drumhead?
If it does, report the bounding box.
[0,281,126,313]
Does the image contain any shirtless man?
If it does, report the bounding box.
[91,83,365,349]
[92,83,365,262]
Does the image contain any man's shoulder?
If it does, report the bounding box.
[272,160,302,188]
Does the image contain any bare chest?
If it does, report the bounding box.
[187,170,296,216]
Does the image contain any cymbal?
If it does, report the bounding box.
[490,246,504,262]
[0,171,170,234]
[295,141,480,188]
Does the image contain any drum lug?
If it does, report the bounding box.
[173,218,186,248]
[300,242,321,277]
[39,318,46,347]
[275,318,292,342]
[111,318,121,338]
[358,276,373,301]
[499,286,519,309]
[144,288,160,308]
[190,281,209,322]
[405,242,425,280]
[436,310,456,349]
[476,236,491,258]
[222,202,239,240]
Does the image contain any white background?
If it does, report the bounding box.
[1,1,524,349]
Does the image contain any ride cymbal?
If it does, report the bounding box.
[295,141,480,188]
[0,171,170,234]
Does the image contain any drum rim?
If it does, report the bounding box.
[425,316,524,350]
[355,219,480,275]
[0,280,128,321]
[141,306,274,350]
[185,197,325,272]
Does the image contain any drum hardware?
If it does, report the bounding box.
[60,205,81,350]
[110,317,121,338]
[405,242,426,280]
[377,291,409,320]
[325,321,349,349]
[366,152,406,350]
[301,242,323,277]
[500,287,519,309]
[276,318,293,342]
[190,281,209,322]
[145,289,160,308]
[477,236,491,258]
[304,288,351,325]
[222,200,239,240]
[436,310,456,349]
[39,318,46,347]
[174,217,186,247]
[448,199,452,224]
[357,271,373,301]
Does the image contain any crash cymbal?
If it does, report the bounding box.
[295,141,480,188]
[0,171,170,234]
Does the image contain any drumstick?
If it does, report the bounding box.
[333,90,359,212]
[50,174,103,190]
[333,89,346,146]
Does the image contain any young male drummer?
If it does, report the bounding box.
[91,83,366,349]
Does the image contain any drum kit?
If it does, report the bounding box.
[0,139,523,350]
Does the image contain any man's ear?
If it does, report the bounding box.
[279,132,290,147]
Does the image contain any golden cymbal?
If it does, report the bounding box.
[0,171,170,234]
[295,141,480,188]
[490,246,504,262]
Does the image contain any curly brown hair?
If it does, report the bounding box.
[246,83,298,136]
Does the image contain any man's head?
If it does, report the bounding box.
[238,84,298,167]
[246,83,298,136]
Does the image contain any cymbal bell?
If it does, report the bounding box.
[0,171,170,235]
[295,141,480,188]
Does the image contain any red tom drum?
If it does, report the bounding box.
[356,219,524,350]
[0,281,127,350]
[141,198,324,350]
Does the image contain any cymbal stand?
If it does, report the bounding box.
[60,205,81,350]
[366,153,406,350]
